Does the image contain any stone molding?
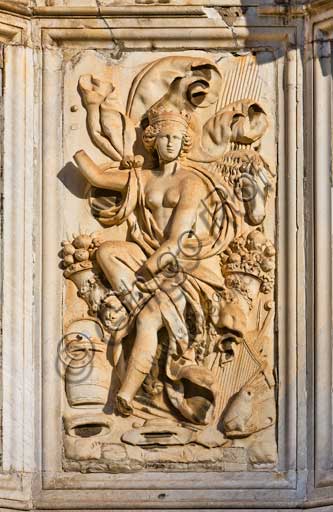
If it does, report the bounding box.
[0,43,36,509]
[0,21,22,43]
[306,7,333,499]
[0,1,328,20]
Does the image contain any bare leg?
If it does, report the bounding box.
[113,344,126,381]
[116,299,163,415]
[96,241,146,311]
[96,241,147,386]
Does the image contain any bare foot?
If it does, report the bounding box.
[116,395,133,417]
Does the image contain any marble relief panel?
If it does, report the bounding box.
[58,50,277,472]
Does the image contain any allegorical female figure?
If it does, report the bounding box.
[74,102,271,425]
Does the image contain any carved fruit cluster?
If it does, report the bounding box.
[222,230,275,293]
[61,234,102,278]
[213,148,270,185]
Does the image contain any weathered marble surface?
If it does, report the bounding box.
[58,52,277,472]
[0,0,332,510]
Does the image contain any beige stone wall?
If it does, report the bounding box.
[0,0,332,510]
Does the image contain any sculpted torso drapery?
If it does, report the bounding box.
[60,55,277,470]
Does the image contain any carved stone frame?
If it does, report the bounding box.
[306,7,333,503]
[33,11,305,509]
[0,41,36,510]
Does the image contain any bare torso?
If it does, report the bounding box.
[74,150,224,273]
[140,166,214,240]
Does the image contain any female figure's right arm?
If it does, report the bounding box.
[74,150,130,192]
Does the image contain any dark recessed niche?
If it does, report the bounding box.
[74,424,103,438]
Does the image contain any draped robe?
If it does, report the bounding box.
[91,163,246,424]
